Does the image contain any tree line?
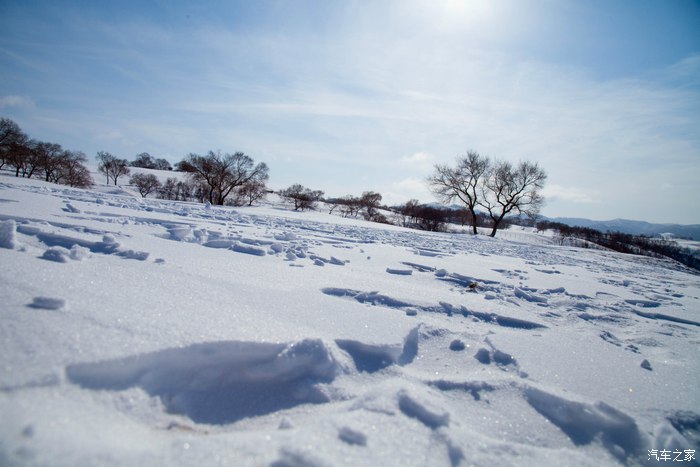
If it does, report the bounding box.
[2,117,549,238]
[128,150,271,207]
[0,119,272,208]
[536,220,700,272]
[0,118,93,188]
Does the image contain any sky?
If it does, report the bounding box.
[1,0,699,224]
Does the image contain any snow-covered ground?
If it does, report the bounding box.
[1,174,698,466]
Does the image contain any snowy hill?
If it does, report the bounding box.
[1,174,699,466]
[551,217,700,241]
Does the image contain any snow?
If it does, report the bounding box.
[1,174,699,466]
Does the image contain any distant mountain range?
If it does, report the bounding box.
[424,203,700,241]
[549,217,700,241]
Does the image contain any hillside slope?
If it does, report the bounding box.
[1,175,699,466]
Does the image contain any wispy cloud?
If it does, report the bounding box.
[542,185,600,204]
[1,1,698,223]
[0,95,34,109]
[399,152,436,170]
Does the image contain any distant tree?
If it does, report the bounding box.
[359,191,383,221]
[130,173,161,197]
[55,151,93,188]
[97,151,130,185]
[394,199,420,227]
[326,195,361,217]
[478,160,547,237]
[131,153,172,171]
[394,201,447,231]
[279,184,323,211]
[428,151,490,235]
[130,152,155,168]
[15,139,44,178]
[0,118,28,171]
[158,177,178,200]
[6,140,32,177]
[414,205,447,232]
[153,158,172,171]
[237,178,268,206]
[177,151,268,205]
[33,141,64,182]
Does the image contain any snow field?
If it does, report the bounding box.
[0,175,699,466]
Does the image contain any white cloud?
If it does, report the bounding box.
[542,185,600,204]
[0,95,34,109]
[383,177,434,206]
[400,152,436,169]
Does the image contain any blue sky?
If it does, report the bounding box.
[1,0,699,224]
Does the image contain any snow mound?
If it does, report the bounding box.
[66,339,340,425]
[524,387,647,461]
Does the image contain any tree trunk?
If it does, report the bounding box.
[469,207,478,235]
[489,213,506,237]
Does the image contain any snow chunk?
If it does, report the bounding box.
[514,287,548,304]
[338,426,367,446]
[29,297,66,310]
[0,219,18,249]
[449,339,466,351]
[329,256,346,266]
[168,226,192,241]
[386,268,413,276]
[274,232,298,241]
[203,239,236,249]
[118,249,149,261]
[272,447,331,467]
[474,348,491,364]
[270,243,285,253]
[278,418,294,430]
[102,234,117,244]
[69,244,90,260]
[625,299,660,308]
[397,390,449,429]
[64,203,81,213]
[232,243,266,256]
[41,246,70,263]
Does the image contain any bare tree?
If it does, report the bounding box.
[279,184,323,211]
[6,140,32,177]
[178,151,268,205]
[5,138,43,178]
[359,191,383,221]
[33,141,64,182]
[130,152,155,168]
[327,195,362,217]
[97,151,130,185]
[428,151,490,235]
[478,160,547,237]
[130,173,162,197]
[237,179,268,206]
[153,158,172,171]
[158,177,177,200]
[55,151,93,188]
[0,118,28,171]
